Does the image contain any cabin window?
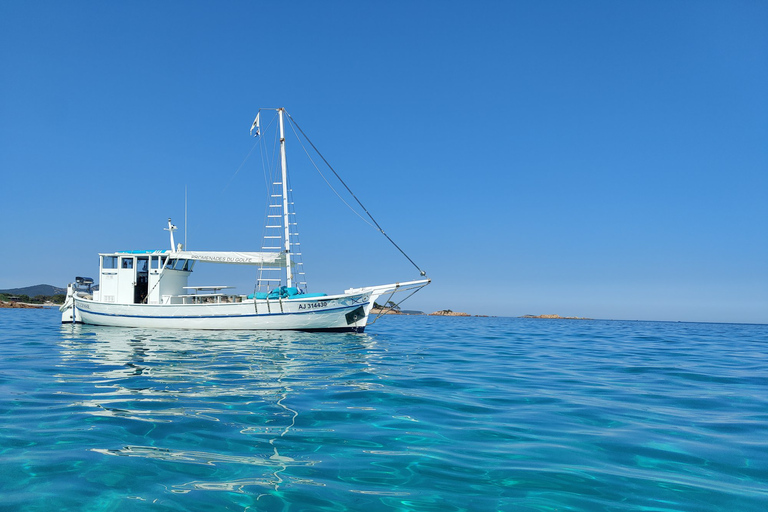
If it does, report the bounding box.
[164,258,193,271]
[150,256,159,269]
[137,257,149,272]
[160,256,168,268]
[121,257,134,269]
[102,256,117,269]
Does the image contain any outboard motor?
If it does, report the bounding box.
[60,277,93,324]
[75,277,94,293]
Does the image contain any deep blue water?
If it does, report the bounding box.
[0,309,766,511]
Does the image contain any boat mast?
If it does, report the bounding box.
[278,108,293,287]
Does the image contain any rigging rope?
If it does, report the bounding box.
[287,121,375,229]
[142,257,170,304]
[284,111,427,278]
[255,117,285,293]
[223,139,259,193]
[224,113,279,194]
[368,284,427,325]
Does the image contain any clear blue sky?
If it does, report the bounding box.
[1,1,766,323]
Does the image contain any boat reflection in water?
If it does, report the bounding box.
[57,323,380,496]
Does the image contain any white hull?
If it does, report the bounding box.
[62,289,389,331]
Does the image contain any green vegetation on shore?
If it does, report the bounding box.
[0,293,65,305]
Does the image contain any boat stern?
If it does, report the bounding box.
[60,283,80,324]
[60,278,94,324]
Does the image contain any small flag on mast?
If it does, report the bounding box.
[250,113,260,137]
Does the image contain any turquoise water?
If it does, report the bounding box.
[1,309,766,511]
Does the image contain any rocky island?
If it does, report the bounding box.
[521,314,592,320]
[429,309,470,317]
[370,305,475,317]
[370,307,404,315]
[0,300,44,309]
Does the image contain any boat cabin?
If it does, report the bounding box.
[94,250,198,305]
[92,247,289,305]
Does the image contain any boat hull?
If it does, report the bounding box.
[67,293,374,331]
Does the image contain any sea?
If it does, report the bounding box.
[1,308,766,512]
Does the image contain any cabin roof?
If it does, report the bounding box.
[97,250,285,266]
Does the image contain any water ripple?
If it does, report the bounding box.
[0,310,766,511]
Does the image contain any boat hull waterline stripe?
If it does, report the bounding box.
[74,302,368,320]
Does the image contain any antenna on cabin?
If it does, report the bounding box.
[184,185,188,250]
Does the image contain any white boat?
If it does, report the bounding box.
[60,108,429,331]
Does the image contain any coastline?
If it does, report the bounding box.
[520,314,592,320]
[371,308,489,318]
[0,301,48,309]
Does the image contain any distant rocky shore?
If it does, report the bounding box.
[370,307,423,316]
[0,300,45,309]
[429,309,470,317]
[370,307,487,317]
[520,314,592,320]
[429,309,491,317]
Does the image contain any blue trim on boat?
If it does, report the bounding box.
[116,250,166,254]
[76,302,368,320]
